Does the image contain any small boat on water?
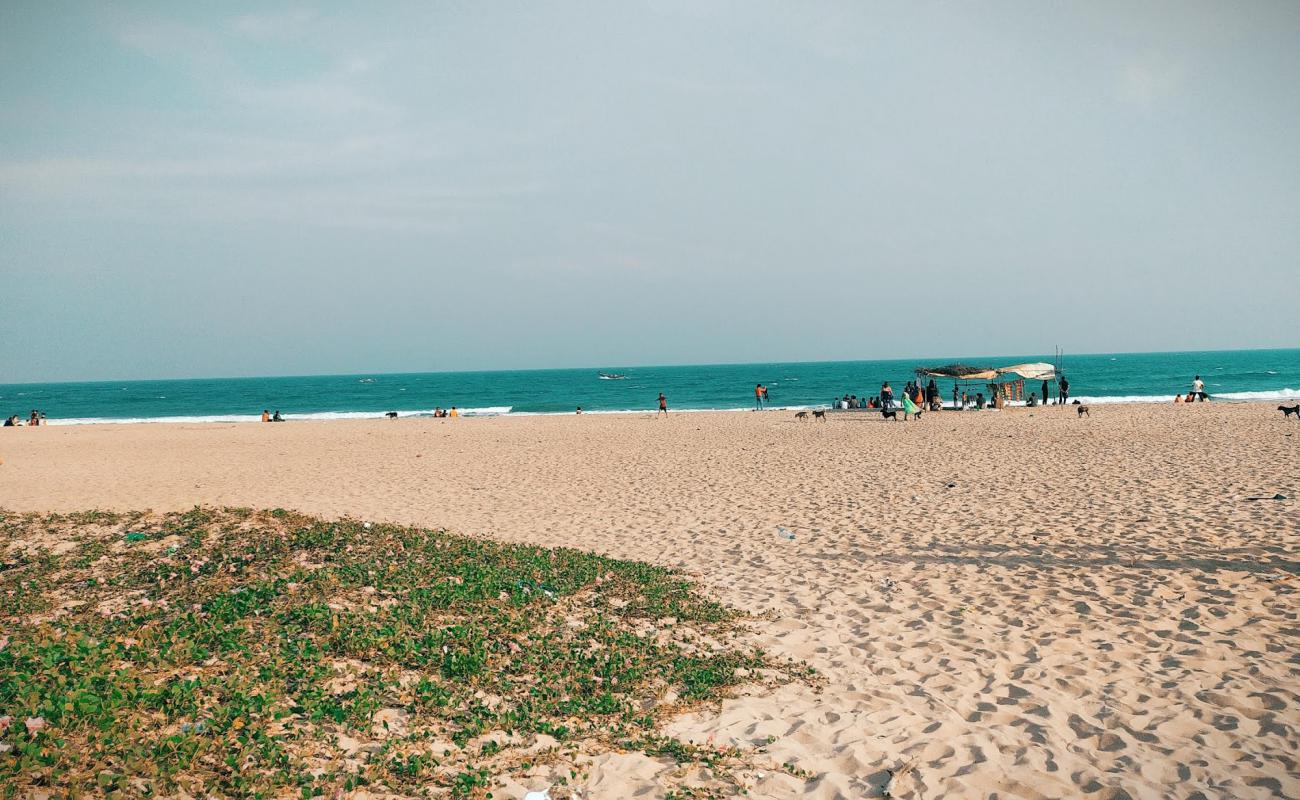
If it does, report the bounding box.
[598,372,628,380]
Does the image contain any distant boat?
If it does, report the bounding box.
[598,372,628,380]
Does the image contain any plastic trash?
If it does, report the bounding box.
[776,526,796,541]
[1246,494,1288,501]
[523,790,551,800]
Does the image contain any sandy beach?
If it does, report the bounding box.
[2,402,1297,799]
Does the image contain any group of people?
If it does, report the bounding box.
[831,375,1075,417]
[260,410,284,422]
[1174,375,1211,403]
[3,410,46,426]
[433,407,458,417]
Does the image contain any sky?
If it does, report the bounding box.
[1,1,1298,383]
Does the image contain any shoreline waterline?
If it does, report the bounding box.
[22,393,1298,426]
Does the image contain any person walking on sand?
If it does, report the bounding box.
[754,384,764,410]
[1192,375,1207,402]
[902,391,922,421]
[881,381,893,410]
[657,393,668,417]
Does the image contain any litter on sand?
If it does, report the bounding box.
[523,790,551,800]
[777,526,796,540]
[1246,494,1288,501]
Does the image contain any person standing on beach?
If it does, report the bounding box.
[1057,375,1069,405]
[1192,375,1207,402]
[754,384,764,410]
[1041,379,1050,406]
[657,393,668,417]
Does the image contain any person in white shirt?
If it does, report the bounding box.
[1192,375,1207,402]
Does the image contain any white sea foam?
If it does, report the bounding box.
[34,389,1300,426]
[45,407,513,425]
[1073,388,1300,404]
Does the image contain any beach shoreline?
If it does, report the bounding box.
[9,395,1292,428]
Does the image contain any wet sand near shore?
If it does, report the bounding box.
[2,403,1298,798]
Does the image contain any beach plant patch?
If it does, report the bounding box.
[0,508,802,798]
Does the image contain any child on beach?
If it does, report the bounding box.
[657,393,668,416]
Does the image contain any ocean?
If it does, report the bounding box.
[3,349,1298,425]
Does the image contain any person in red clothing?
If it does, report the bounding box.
[657,393,668,417]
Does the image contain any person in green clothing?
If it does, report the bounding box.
[902,392,922,421]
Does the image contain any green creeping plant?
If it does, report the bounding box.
[0,507,802,798]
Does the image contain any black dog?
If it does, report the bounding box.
[1280,405,1300,419]
[812,410,828,422]
[794,411,809,421]
[1077,405,1090,417]
[881,409,898,421]
[385,411,399,419]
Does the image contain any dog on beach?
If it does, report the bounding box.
[385,411,398,419]
[1280,405,1300,419]
[812,410,828,422]
[794,411,809,421]
[1077,405,1090,417]
[881,409,899,421]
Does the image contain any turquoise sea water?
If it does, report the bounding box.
[2,349,1298,424]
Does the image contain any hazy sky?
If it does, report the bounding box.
[2,2,1298,382]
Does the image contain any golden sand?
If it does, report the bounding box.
[2,403,1297,798]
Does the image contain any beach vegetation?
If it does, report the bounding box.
[0,507,805,798]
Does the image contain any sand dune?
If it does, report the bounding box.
[2,403,1297,798]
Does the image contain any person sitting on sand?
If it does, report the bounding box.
[449,407,459,418]
[3,415,16,427]
[261,410,270,423]
[576,406,582,414]
[1185,392,1196,403]
[1027,392,1038,407]
[272,410,283,422]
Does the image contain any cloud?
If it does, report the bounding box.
[1117,54,1184,107]
[231,9,318,40]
